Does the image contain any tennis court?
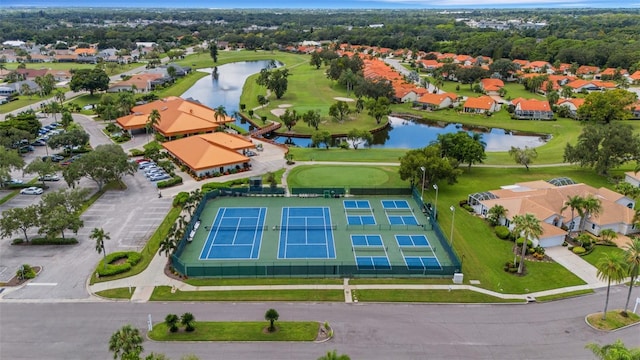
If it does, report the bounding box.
[383,199,419,225]
[277,207,336,259]
[199,207,267,260]
[174,191,460,278]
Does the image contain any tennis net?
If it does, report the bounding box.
[399,246,434,256]
[345,208,374,214]
[384,207,414,214]
[208,225,268,231]
[274,225,337,231]
[353,247,387,256]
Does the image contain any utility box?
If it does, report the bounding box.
[453,273,464,284]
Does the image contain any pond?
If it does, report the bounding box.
[182,61,549,151]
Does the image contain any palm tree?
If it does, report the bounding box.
[180,312,195,332]
[54,89,66,105]
[165,313,179,332]
[317,350,351,360]
[579,195,602,233]
[598,229,617,244]
[562,195,584,236]
[90,227,110,271]
[486,205,507,226]
[623,238,640,314]
[108,324,144,360]
[512,213,543,275]
[213,105,227,122]
[264,308,279,332]
[586,340,640,360]
[146,109,161,143]
[595,252,627,320]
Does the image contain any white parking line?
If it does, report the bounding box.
[26,283,58,286]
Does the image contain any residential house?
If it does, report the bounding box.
[393,83,427,103]
[630,71,640,85]
[595,68,628,80]
[479,78,504,95]
[565,79,617,93]
[415,92,458,110]
[162,132,254,177]
[468,180,638,247]
[625,171,640,188]
[556,98,585,118]
[512,98,553,120]
[116,96,235,139]
[0,86,17,97]
[108,73,164,93]
[525,61,552,73]
[418,59,442,71]
[45,69,72,82]
[462,95,500,114]
[577,65,600,77]
[15,68,48,81]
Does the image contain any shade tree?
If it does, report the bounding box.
[23,158,59,188]
[508,146,538,170]
[398,145,463,187]
[0,205,39,243]
[62,144,137,190]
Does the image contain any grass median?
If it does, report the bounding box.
[150,286,345,302]
[353,289,523,303]
[148,321,319,341]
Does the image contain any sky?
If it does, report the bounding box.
[3,0,640,8]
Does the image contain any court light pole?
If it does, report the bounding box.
[432,184,439,219]
[449,205,455,246]
[419,166,426,202]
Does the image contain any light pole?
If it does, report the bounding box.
[432,184,439,219]
[419,166,426,203]
[449,205,455,246]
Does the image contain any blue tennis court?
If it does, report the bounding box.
[199,207,267,260]
[404,256,442,270]
[386,213,419,225]
[381,199,411,210]
[395,234,430,247]
[351,235,390,270]
[344,200,371,209]
[278,207,336,259]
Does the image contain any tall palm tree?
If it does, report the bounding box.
[264,308,279,332]
[214,105,227,122]
[317,350,351,360]
[595,252,627,320]
[108,324,144,360]
[579,195,602,233]
[512,213,543,275]
[90,227,110,270]
[562,195,584,236]
[598,229,617,244]
[146,109,161,143]
[180,312,195,332]
[487,204,507,226]
[623,238,640,314]
[586,340,640,360]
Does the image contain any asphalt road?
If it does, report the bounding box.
[1,286,638,360]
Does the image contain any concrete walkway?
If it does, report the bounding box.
[544,246,608,288]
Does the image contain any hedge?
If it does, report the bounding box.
[30,237,78,245]
[495,226,510,239]
[515,238,533,248]
[157,176,183,189]
[572,246,586,254]
[97,251,143,277]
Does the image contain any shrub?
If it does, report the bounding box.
[515,238,533,248]
[97,251,142,277]
[173,192,189,207]
[16,264,36,280]
[462,204,473,212]
[129,149,145,156]
[31,237,78,245]
[157,176,183,189]
[495,226,510,239]
[572,246,586,254]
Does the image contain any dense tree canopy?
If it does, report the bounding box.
[398,145,463,187]
[576,89,638,123]
[69,68,109,96]
[62,144,137,190]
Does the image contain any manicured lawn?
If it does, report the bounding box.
[155,71,209,98]
[536,289,594,302]
[586,310,640,331]
[289,148,407,163]
[150,286,345,301]
[148,321,319,341]
[184,277,342,286]
[354,289,522,303]
[2,62,143,72]
[0,94,56,113]
[581,245,627,268]
[349,278,454,285]
[286,165,407,188]
[90,206,181,285]
[95,287,134,299]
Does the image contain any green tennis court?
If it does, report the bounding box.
[173,192,460,278]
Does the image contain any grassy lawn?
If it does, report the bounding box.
[0,94,56,113]
[289,148,407,163]
[286,165,407,188]
[90,206,181,285]
[2,62,143,72]
[586,311,640,331]
[150,286,344,302]
[581,245,627,268]
[155,71,209,98]
[354,289,522,303]
[184,277,342,286]
[95,287,134,299]
[149,321,319,341]
[350,278,456,285]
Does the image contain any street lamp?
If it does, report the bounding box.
[449,205,456,246]
[432,184,439,219]
[419,166,426,202]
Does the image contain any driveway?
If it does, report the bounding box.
[545,246,608,287]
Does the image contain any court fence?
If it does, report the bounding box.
[171,186,463,278]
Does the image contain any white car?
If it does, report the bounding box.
[149,173,170,182]
[39,174,60,181]
[20,187,44,195]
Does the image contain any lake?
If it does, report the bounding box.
[182,61,549,151]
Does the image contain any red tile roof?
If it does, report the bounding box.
[463,95,496,110]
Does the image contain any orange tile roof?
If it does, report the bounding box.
[513,98,551,111]
[74,48,97,55]
[557,98,585,108]
[463,95,496,110]
[600,68,628,76]
[197,132,255,151]
[162,135,251,171]
[577,65,600,75]
[630,71,640,81]
[417,92,458,105]
[116,97,234,137]
[480,78,504,91]
[110,73,163,90]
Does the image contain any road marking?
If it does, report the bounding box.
[26,283,58,286]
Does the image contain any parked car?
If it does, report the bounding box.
[138,162,156,169]
[42,155,65,162]
[245,150,257,157]
[20,187,44,195]
[142,166,162,173]
[145,171,167,179]
[135,158,152,164]
[3,179,24,186]
[149,173,170,182]
[19,145,35,153]
[31,139,47,146]
[39,174,60,181]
